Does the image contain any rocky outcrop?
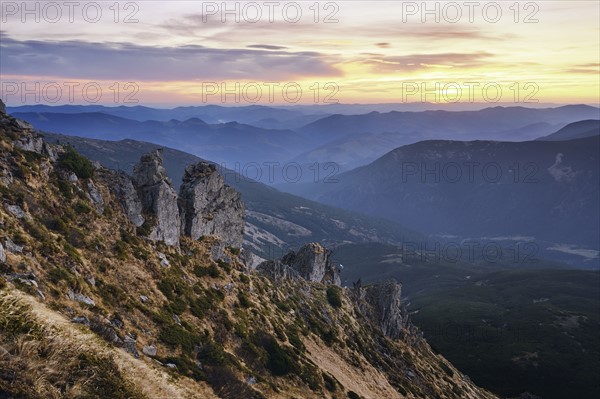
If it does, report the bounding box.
[257,242,340,285]
[256,259,300,281]
[133,150,180,246]
[0,101,59,161]
[0,242,5,263]
[111,171,145,227]
[109,152,245,249]
[283,242,341,285]
[178,162,244,248]
[352,279,413,341]
[86,181,104,214]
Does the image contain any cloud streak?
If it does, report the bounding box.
[357,52,495,73]
[0,35,341,81]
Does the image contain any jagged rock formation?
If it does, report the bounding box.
[0,101,59,162]
[257,242,341,285]
[132,150,180,246]
[178,162,244,248]
[111,171,145,227]
[352,279,414,341]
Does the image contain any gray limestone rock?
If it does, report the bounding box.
[256,243,340,285]
[4,238,23,254]
[133,150,180,246]
[352,279,412,341]
[112,171,145,227]
[143,345,157,357]
[283,243,340,285]
[178,162,244,248]
[86,181,104,214]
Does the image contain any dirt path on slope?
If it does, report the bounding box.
[12,289,220,399]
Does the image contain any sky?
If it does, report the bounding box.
[1,0,599,106]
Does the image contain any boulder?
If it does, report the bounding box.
[89,317,123,345]
[14,135,44,154]
[123,335,139,358]
[178,162,244,248]
[4,238,23,254]
[143,345,157,357]
[5,204,26,219]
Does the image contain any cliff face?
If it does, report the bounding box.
[352,279,415,341]
[0,103,498,399]
[133,149,181,246]
[179,162,244,248]
[257,242,341,285]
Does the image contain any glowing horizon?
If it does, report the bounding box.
[1,1,599,106]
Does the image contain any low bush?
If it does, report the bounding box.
[58,146,94,178]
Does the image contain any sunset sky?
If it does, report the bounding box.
[1,0,599,106]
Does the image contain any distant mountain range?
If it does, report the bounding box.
[12,104,600,182]
[7,104,327,127]
[15,112,310,167]
[537,119,600,141]
[299,105,599,144]
[286,130,599,267]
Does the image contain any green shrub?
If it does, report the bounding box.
[12,232,26,245]
[135,220,153,237]
[226,246,240,256]
[299,364,322,391]
[63,242,82,263]
[323,372,338,392]
[217,259,232,273]
[237,291,252,308]
[115,240,128,260]
[48,267,75,285]
[74,201,92,214]
[286,328,305,352]
[56,179,74,199]
[169,296,187,315]
[326,286,342,308]
[190,288,224,319]
[159,324,201,353]
[197,340,228,366]
[58,146,94,178]
[263,335,296,376]
[158,356,205,381]
[43,216,68,234]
